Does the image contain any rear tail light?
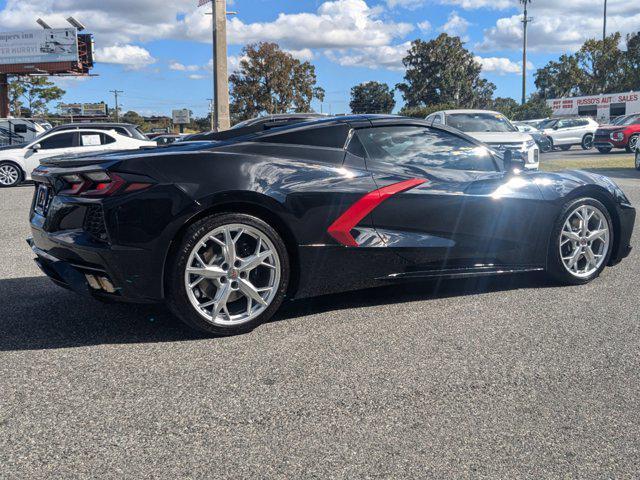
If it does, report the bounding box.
[60,171,153,197]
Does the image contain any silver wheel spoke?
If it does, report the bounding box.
[587,229,607,242]
[187,265,226,279]
[241,250,274,272]
[239,279,268,307]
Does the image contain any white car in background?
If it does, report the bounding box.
[538,117,600,151]
[0,129,156,188]
[426,109,539,169]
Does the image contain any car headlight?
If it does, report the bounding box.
[610,132,624,141]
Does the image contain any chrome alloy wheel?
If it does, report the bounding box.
[184,223,281,326]
[0,164,19,186]
[560,205,610,278]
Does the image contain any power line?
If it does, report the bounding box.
[109,89,124,122]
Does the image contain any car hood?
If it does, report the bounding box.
[465,132,532,144]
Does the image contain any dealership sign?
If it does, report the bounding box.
[547,91,640,122]
[59,102,108,117]
[0,28,79,65]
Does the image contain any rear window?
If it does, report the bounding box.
[258,124,350,149]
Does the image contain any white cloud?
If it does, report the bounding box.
[474,56,534,75]
[188,74,205,80]
[441,11,471,40]
[326,41,412,71]
[95,45,156,69]
[477,0,640,53]
[386,0,427,9]
[169,61,200,72]
[285,48,315,61]
[418,20,432,32]
[442,0,514,9]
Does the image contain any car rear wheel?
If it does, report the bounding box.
[547,198,613,285]
[597,147,612,154]
[581,134,594,150]
[0,162,22,188]
[625,134,638,153]
[167,213,290,335]
[559,145,572,151]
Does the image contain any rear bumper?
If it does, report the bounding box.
[28,226,164,303]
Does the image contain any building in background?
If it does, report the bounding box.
[547,92,640,123]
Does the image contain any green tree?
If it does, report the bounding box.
[491,97,520,119]
[229,42,325,123]
[621,32,640,91]
[398,103,455,118]
[9,76,65,117]
[575,33,626,94]
[534,54,584,99]
[122,110,144,126]
[512,94,553,121]
[397,34,496,110]
[349,81,395,114]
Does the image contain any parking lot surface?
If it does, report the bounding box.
[1,173,640,478]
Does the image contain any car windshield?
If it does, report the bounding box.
[539,119,558,129]
[615,114,640,126]
[446,113,517,133]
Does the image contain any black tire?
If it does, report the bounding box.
[625,134,638,153]
[581,134,594,150]
[166,213,290,336]
[546,197,614,285]
[559,145,572,151]
[0,161,23,188]
[635,150,640,171]
[597,147,612,154]
[540,138,552,153]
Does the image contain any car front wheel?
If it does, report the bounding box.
[626,134,638,153]
[0,162,22,188]
[167,213,290,335]
[581,134,594,150]
[547,198,613,285]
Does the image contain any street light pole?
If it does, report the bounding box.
[603,0,607,42]
[109,89,123,122]
[520,0,532,105]
[210,0,230,131]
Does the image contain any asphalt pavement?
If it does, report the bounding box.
[1,173,640,479]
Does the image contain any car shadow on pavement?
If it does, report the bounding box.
[0,272,554,351]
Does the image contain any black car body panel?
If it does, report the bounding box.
[28,115,635,303]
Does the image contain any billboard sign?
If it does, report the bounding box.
[0,28,78,65]
[548,92,640,123]
[172,109,191,124]
[59,102,108,117]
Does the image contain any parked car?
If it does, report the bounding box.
[426,109,539,169]
[593,113,640,153]
[539,117,599,151]
[635,143,640,170]
[0,128,156,187]
[0,119,48,146]
[27,115,634,336]
[513,122,553,153]
[46,123,149,141]
[154,134,184,146]
[182,113,328,142]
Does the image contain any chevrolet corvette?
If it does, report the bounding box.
[28,115,635,335]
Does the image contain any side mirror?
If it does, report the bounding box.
[31,143,42,152]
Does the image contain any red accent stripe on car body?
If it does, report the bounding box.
[327,178,427,247]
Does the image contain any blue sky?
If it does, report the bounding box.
[0,0,636,118]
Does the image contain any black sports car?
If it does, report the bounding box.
[28,115,635,335]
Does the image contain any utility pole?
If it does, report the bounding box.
[603,0,607,42]
[109,89,123,122]
[202,0,231,131]
[520,0,532,105]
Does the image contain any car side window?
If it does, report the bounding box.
[38,132,75,150]
[79,133,102,147]
[557,120,571,129]
[102,133,116,145]
[356,126,497,174]
[432,115,443,125]
[259,124,351,149]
